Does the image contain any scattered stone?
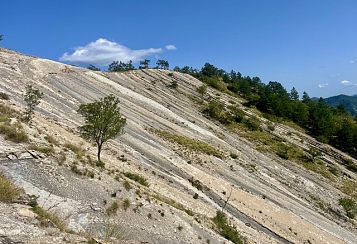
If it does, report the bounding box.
[90,203,101,211]
[17,152,33,160]
[17,208,37,219]
[7,154,17,160]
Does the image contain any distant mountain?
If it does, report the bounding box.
[324,94,357,116]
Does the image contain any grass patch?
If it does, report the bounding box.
[340,179,357,199]
[106,201,119,215]
[123,172,149,187]
[103,223,126,241]
[342,158,357,173]
[0,122,28,143]
[339,197,357,219]
[0,115,9,122]
[0,174,21,203]
[32,205,66,231]
[44,135,59,146]
[153,194,194,216]
[155,130,223,158]
[123,180,132,191]
[64,143,85,159]
[28,145,55,156]
[123,198,130,211]
[212,211,245,244]
[0,103,17,117]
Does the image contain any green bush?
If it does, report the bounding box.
[203,100,224,119]
[123,198,130,211]
[124,172,149,187]
[339,197,357,218]
[123,180,132,191]
[212,211,245,244]
[197,84,208,97]
[168,80,178,89]
[106,201,119,215]
[342,158,357,173]
[243,117,260,131]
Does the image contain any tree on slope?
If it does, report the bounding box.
[23,85,44,124]
[77,95,126,163]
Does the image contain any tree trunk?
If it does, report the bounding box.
[97,143,102,162]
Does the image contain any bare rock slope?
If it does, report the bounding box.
[0,48,357,243]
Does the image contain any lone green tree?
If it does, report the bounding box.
[24,85,44,124]
[77,95,126,163]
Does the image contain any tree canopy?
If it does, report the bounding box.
[77,95,126,162]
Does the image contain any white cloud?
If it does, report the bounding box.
[318,83,328,88]
[59,38,175,66]
[341,80,351,85]
[165,44,177,50]
[349,60,355,64]
[341,80,357,86]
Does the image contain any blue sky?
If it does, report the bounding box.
[1,0,357,97]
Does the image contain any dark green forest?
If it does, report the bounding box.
[173,63,357,160]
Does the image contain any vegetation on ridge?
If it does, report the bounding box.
[173,62,357,161]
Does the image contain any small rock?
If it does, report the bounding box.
[7,154,17,160]
[90,203,101,211]
[17,152,33,160]
[18,208,37,218]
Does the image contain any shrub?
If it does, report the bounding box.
[57,152,66,165]
[70,165,83,175]
[0,92,9,100]
[197,85,208,97]
[0,174,21,203]
[124,172,149,187]
[123,180,132,191]
[123,198,130,211]
[230,153,238,159]
[212,211,245,244]
[339,197,357,218]
[342,158,357,173]
[106,201,119,215]
[168,80,178,89]
[44,135,58,146]
[189,177,204,191]
[243,117,261,131]
[203,100,224,119]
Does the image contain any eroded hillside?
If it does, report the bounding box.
[0,48,357,244]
